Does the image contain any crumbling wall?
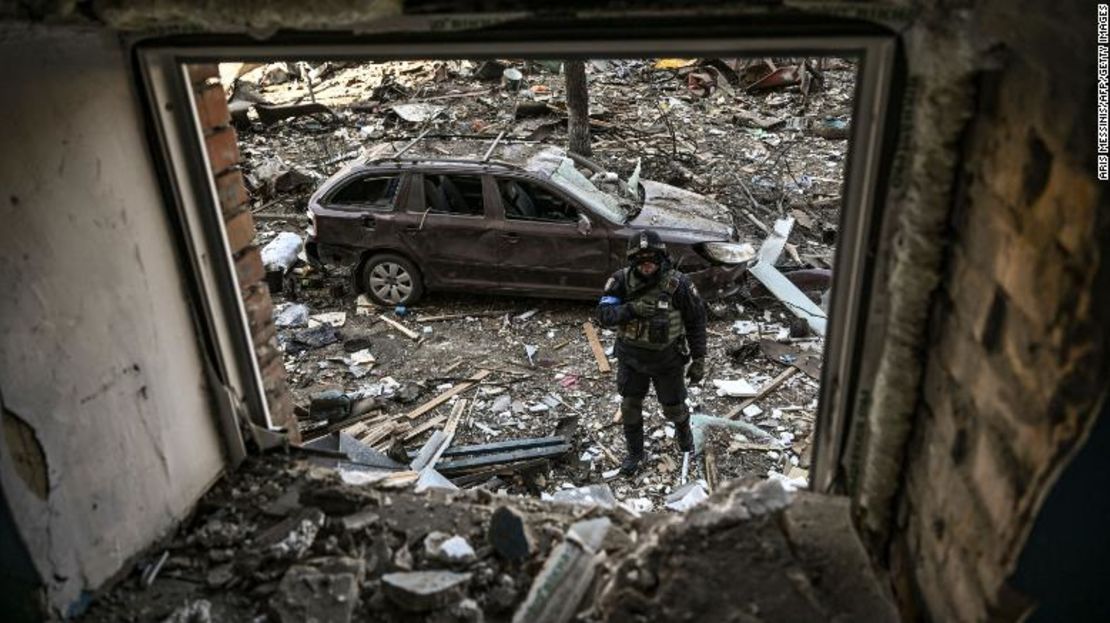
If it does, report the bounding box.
[886,1,1109,619]
[0,26,227,615]
[189,64,298,439]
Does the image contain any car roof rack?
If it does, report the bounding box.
[482,131,506,162]
[389,127,432,159]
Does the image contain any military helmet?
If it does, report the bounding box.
[626,229,667,260]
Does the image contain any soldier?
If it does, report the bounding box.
[597,229,707,476]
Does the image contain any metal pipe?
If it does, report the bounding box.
[482,130,506,162]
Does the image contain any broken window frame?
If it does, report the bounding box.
[134,31,898,493]
[326,174,401,209]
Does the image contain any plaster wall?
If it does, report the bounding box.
[0,26,227,614]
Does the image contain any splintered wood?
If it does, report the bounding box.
[582,322,611,373]
[405,370,490,420]
[726,367,798,419]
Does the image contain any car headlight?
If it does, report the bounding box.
[700,241,757,265]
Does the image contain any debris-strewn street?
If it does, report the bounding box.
[81,459,896,622]
[225,57,849,513]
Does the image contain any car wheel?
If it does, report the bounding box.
[361,254,424,306]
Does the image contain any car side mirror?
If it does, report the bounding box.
[577,213,592,235]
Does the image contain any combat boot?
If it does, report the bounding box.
[675,416,694,453]
[619,422,644,477]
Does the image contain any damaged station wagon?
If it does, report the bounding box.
[306,137,756,305]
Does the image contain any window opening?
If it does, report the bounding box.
[329,175,399,207]
[420,174,483,215]
[499,178,577,222]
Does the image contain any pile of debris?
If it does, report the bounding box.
[80,456,896,622]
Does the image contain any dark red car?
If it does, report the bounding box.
[306,142,755,305]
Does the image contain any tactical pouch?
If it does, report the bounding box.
[648,296,670,343]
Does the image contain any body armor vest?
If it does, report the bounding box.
[618,268,685,350]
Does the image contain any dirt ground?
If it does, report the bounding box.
[231,57,851,511]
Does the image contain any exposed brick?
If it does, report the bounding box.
[252,320,277,351]
[205,127,240,175]
[215,169,249,217]
[194,82,230,133]
[254,334,283,371]
[242,282,273,334]
[946,249,997,344]
[968,425,1022,533]
[187,63,219,86]
[225,209,256,256]
[235,245,265,289]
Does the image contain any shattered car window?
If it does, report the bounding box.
[329,175,398,206]
[549,158,627,223]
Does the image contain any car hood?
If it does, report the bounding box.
[627,180,733,240]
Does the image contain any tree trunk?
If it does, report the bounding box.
[564,60,592,157]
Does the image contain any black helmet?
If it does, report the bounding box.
[626,229,666,260]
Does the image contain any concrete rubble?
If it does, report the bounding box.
[79,458,895,621]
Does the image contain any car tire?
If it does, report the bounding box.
[361,253,424,306]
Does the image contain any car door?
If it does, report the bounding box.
[492,174,613,298]
[314,171,408,249]
[395,171,503,290]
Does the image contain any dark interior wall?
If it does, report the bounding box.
[890,1,1109,620]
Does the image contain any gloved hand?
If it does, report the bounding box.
[629,298,656,318]
[686,357,705,384]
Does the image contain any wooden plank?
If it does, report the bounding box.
[427,399,466,468]
[340,412,389,439]
[583,322,611,373]
[704,448,719,493]
[404,370,491,420]
[359,420,400,446]
[378,313,420,340]
[403,414,446,441]
[725,367,799,419]
[416,309,509,323]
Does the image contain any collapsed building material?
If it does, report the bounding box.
[725,367,799,420]
[599,481,898,622]
[269,562,361,623]
[450,457,550,488]
[404,370,490,420]
[747,218,827,337]
[433,438,571,476]
[550,483,618,509]
[513,517,611,623]
[665,480,709,512]
[748,263,828,336]
[255,102,339,126]
[382,570,472,612]
[302,432,405,471]
[488,506,536,562]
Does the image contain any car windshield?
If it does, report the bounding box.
[524,148,638,223]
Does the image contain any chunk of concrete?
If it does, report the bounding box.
[382,570,472,612]
[550,484,618,509]
[488,506,535,562]
[424,531,476,563]
[269,564,360,623]
[253,507,325,560]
